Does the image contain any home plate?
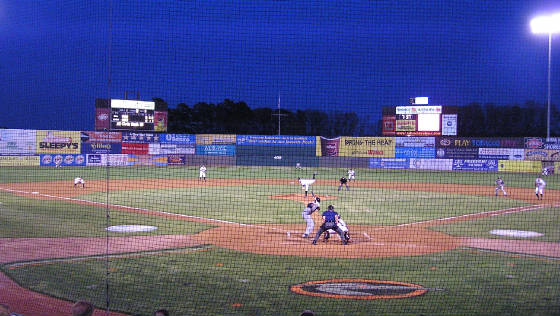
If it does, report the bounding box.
[106,225,158,232]
[489,229,543,238]
[31,192,39,194]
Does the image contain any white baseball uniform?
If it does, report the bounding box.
[348,169,355,181]
[299,178,315,196]
[535,177,546,199]
[301,200,320,237]
[327,218,349,241]
[199,166,207,179]
[74,177,85,188]
[495,178,507,196]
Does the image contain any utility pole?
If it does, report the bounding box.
[272,93,287,135]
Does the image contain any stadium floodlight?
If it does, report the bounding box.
[531,13,560,140]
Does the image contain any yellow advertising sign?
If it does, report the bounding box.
[338,137,395,157]
[36,130,81,154]
[498,160,541,173]
[0,155,40,166]
[196,134,236,145]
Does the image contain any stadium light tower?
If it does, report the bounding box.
[531,13,560,140]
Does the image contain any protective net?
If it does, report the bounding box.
[1,1,559,316]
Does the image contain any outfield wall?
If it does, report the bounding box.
[0,129,558,172]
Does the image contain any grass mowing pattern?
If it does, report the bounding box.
[3,248,560,316]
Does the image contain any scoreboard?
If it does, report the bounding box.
[95,98,167,132]
[111,99,154,131]
[382,105,457,136]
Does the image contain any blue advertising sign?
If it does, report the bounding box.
[435,147,479,159]
[160,133,196,144]
[452,159,498,171]
[196,145,236,156]
[167,154,186,165]
[40,154,86,166]
[395,147,435,158]
[122,132,161,143]
[81,142,122,154]
[236,135,316,146]
[369,158,409,169]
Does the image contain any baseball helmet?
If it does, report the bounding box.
[328,205,334,210]
[315,197,321,203]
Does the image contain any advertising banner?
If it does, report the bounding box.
[95,108,110,131]
[452,159,498,171]
[382,116,396,135]
[196,145,236,156]
[498,160,541,173]
[36,130,81,154]
[236,135,316,146]
[168,155,186,165]
[0,129,36,155]
[409,158,453,171]
[127,154,168,166]
[441,114,457,136]
[435,147,479,159]
[338,137,395,157]
[318,137,341,157]
[524,149,560,161]
[122,143,149,155]
[122,132,161,143]
[544,138,560,149]
[196,134,236,145]
[152,143,195,155]
[0,155,40,166]
[436,137,501,148]
[81,142,122,154]
[154,111,168,132]
[80,131,121,143]
[40,154,86,167]
[478,148,524,160]
[396,120,416,132]
[395,137,435,148]
[524,137,545,149]
[395,147,435,158]
[369,158,409,169]
[160,133,196,144]
[86,154,105,166]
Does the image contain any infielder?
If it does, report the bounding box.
[535,176,546,200]
[495,176,507,196]
[298,173,316,197]
[74,177,85,188]
[311,205,347,245]
[347,169,355,181]
[301,197,321,238]
[199,165,207,182]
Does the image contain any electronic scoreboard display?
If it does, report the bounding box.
[382,105,458,136]
[110,99,155,131]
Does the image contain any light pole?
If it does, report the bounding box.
[531,13,560,140]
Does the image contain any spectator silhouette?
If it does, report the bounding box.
[71,301,93,316]
[154,309,170,316]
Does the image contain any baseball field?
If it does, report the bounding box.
[1,166,559,315]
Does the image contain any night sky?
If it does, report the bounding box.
[1,1,559,131]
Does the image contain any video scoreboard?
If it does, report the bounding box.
[382,105,458,136]
[111,99,155,131]
[95,98,167,132]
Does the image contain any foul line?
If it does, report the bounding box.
[2,245,213,269]
[0,187,288,233]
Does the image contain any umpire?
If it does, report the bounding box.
[312,205,347,245]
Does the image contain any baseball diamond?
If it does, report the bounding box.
[1,168,560,316]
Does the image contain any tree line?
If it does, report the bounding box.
[162,98,558,137]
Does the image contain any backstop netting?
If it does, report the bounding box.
[1,2,559,316]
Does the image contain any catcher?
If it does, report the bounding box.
[323,213,350,243]
[311,205,347,245]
